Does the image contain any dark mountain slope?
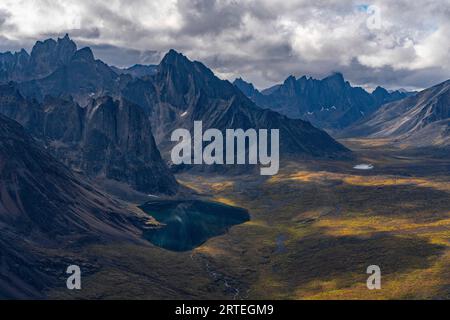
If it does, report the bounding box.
[123,50,350,159]
[0,84,178,194]
[343,79,450,147]
[233,75,410,130]
[112,64,158,78]
[0,34,77,83]
[0,114,155,298]
[18,47,121,105]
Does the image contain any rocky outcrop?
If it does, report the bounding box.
[0,84,178,194]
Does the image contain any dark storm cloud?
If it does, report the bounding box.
[177,0,245,36]
[0,0,448,90]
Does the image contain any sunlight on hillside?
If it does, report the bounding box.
[268,170,450,192]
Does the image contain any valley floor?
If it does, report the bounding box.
[51,138,450,299]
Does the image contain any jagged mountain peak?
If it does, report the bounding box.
[0,34,78,82]
[284,75,297,84]
[160,49,190,66]
[73,47,95,62]
[58,33,71,42]
[237,72,409,129]
[373,86,389,94]
[122,49,350,159]
[159,49,215,78]
[233,77,260,98]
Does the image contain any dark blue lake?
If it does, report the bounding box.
[140,200,250,251]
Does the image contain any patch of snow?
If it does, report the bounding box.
[353,164,374,170]
[147,194,159,198]
[181,111,188,117]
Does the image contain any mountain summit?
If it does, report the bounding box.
[0,34,77,82]
[123,49,350,159]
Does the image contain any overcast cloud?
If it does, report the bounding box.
[0,0,449,90]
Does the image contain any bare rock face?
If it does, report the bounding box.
[80,97,178,194]
[344,79,450,147]
[28,34,77,79]
[0,85,178,195]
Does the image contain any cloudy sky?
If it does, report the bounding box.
[0,0,449,91]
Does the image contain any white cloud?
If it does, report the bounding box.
[0,0,448,90]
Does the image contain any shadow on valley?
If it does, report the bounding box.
[271,233,446,293]
[140,200,250,251]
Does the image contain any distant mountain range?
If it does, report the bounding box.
[122,50,350,158]
[111,64,158,78]
[0,36,350,161]
[0,34,77,82]
[0,113,153,298]
[233,75,415,130]
[343,79,450,147]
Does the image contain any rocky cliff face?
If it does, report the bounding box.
[233,74,411,130]
[80,96,178,193]
[0,85,178,194]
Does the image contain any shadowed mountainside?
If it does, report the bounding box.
[233,75,413,130]
[0,84,178,194]
[2,36,351,162]
[0,114,156,298]
[122,50,351,159]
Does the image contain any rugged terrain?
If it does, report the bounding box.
[51,138,450,300]
[122,50,350,158]
[0,84,178,194]
[343,80,450,148]
[0,35,448,300]
[0,114,156,298]
[233,75,412,130]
